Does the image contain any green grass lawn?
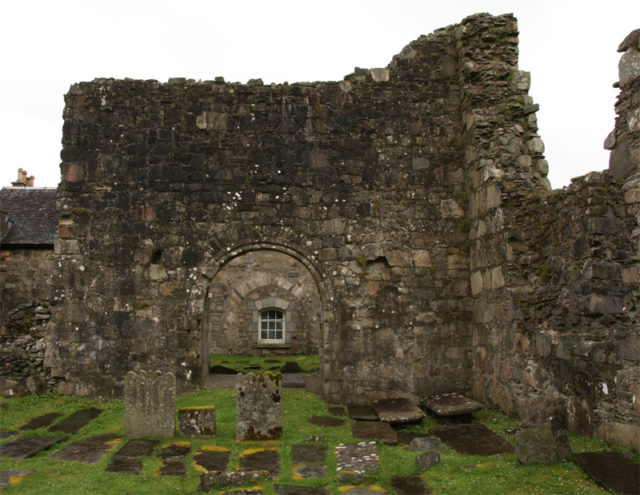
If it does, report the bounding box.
[210,354,320,373]
[0,388,630,494]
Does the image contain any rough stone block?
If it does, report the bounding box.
[124,370,176,438]
[415,451,440,468]
[515,423,571,464]
[178,406,215,438]
[236,373,282,441]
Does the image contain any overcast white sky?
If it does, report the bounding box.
[0,1,638,189]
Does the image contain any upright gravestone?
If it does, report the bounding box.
[236,372,282,441]
[124,370,176,438]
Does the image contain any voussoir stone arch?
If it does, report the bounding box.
[198,240,338,398]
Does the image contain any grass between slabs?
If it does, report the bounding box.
[0,388,635,494]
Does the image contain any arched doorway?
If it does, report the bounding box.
[199,243,335,397]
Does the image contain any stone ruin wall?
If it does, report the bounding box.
[470,31,640,451]
[0,248,57,395]
[38,13,639,449]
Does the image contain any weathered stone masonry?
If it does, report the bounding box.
[42,14,639,450]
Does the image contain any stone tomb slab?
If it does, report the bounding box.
[19,412,63,430]
[105,439,159,474]
[291,444,327,464]
[328,405,347,416]
[372,398,425,424]
[429,424,514,456]
[390,475,431,495]
[193,445,230,472]
[351,420,398,445]
[422,393,482,417]
[341,486,388,495]
[347,404,378,421]
[0,470,35,488]
[308,415,345,427]
[238,447,280,477]
[50,433,120,463]
[0,434,67,459]
[275,485,329,495]
[293,463,327,480]
[198,470,267,491]
[335,441,380,482]
[573,451,640,495]
[157,442,191,477]
[282,373,305,388]
[48,407,102,434]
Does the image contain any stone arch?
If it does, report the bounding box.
[197,241,337,398]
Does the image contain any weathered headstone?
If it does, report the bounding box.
[178,406,215,438]
[236,372,282,441]
[124,370,176,438]
[514,423,571,464]
[410,436,442,453]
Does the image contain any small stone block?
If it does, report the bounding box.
[415,451,440,468]
[178,406,215,438]
[410,437,442,452]
[422,393,482,416]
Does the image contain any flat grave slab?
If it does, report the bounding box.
[198,470,267,491]
[372,398,425,424]
[293,463,327,479]
[0,434,67,459]
[105,439,159,475]
[422,393,482,417]
[291,444,327,464]
[113,438,159,457]
[335,441,380,482]
[573,451,640,495]
[157,442,191,477]
[391,475,431,495]
[48,407,102,434]
[0,469,35,488]
[275,485,328,495]
[341,486,388,495]
[429,423,514,455]
[308,415,345,427]
[328,405,347,416]
[19,412,63,430]
[238,447,280,477]
[282,373,305,388]
[0,431,15,439]
[347,404,378,421]
[222,491,264,495]
[193,446,230,472]
[50,433,120,463]
[351,420,398,445]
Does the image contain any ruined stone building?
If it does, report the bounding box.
[1,14,639,451]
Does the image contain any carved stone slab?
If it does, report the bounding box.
[372,398,425,424]
[422,393,482,416]
[335,441,380,482]
[124,370,176,438]
[236,373,282,441]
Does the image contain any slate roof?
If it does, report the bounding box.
[0,187,58,247]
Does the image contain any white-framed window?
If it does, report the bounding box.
[259,308,285,343]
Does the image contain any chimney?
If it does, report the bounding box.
[11,168,28,187]
[26,175,35,187]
